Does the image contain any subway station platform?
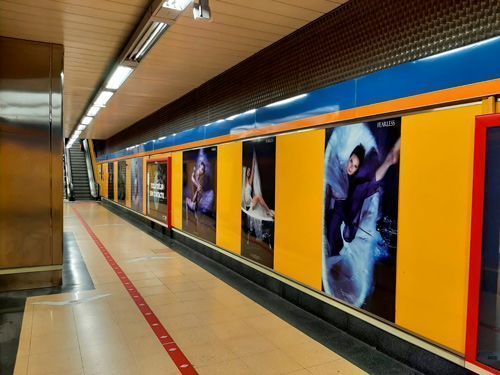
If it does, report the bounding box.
[8,201,415,375]
[1,1,499,374]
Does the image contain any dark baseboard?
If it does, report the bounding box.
[100,198,472,375]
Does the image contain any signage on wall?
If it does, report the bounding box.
[117,160,126,205]
[182,147,217,244]
[146,159,170,225]
[241,136,276,269]
[107,162,114,200]
[323,117,401,322]
[131,158,143,213]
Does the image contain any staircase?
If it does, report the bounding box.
[68,142,92,200]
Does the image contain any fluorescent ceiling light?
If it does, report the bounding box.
[87,106,101,117]
[158,136,166,140]
[94,91,113,107]
[81,116,93,125]
[136,22,168,60]
[163,0,192,10]
[77,125,86,131]
[106,66,134,90]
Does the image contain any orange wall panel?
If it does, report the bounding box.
[396,104,481,354]
[274,130,325,290]
[216,142,242,255]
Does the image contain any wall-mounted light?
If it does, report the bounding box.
[265,94,307,108]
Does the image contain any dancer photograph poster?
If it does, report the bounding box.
[117,160,126,205]
[323,118,401,322]
[107,162,114,200]
[183,147,217,243]
[131,158,143,213]
[241,136,276,268]
[147,160,168,223]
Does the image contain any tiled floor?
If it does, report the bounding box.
[14,202,367,375]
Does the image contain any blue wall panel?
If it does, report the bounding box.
[97,37,500,162]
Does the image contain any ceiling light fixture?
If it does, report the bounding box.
[106,66,134,90]
[87,106,101,117]
[93,91,114,107]
[133,22,168,61]
[81,116,93,125]
[163,0,192,11]
[77,124,86,131]
[68,0,196,143]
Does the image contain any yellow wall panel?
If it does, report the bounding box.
[216,142,242,254]
[396,104,481,354]
[274,130,325,290]
[101,163,108,198]
[125,160,131,208]
[171,152,183,229]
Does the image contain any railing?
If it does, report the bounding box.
[82,139,99,199]
[64,145,75,201]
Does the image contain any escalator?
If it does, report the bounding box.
[65,140,99,201]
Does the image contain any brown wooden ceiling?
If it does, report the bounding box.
[0,0,346,139]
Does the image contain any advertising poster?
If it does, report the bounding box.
[117,160,126,205]
[147,160,168,223]
[241,136,276,268]
[476,126,500,370]
[107,162,114,200]
[131,158,143,213]
[323,118,401,322]
[183,147,217,243]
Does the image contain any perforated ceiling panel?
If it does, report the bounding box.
[98,0,500,156]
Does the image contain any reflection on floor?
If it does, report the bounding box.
[0,232,94,375]
[13,202,416,375]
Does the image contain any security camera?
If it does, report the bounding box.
[193,0,211,21]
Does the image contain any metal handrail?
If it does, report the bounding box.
[64,145,75,200]
[82,139,99,199]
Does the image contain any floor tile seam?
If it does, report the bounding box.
[71,206,198,375]
[70,306,86,374]
[98,202,427,375]
[23,301,35,373]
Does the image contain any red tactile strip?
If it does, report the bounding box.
[72,207,197,375]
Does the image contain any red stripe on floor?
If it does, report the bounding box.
[72,207,197,375]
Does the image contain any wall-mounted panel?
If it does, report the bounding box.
[216,142,242,255]
[275,130,324,290]
[396,105,481,354]
[171,152,183,229]
[241,136,276,268]
[182,147,217,244]
[0,37,63,278]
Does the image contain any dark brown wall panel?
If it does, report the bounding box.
[97,0,500,156]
